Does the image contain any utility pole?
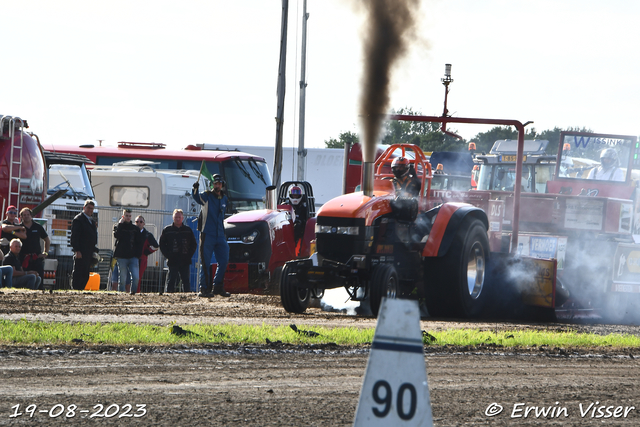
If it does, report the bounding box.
[296,0,309,181]
[272,0,289,188]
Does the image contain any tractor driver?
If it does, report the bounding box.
[283,185,308,246]
[391,157,421,198]
[588,148,624,181]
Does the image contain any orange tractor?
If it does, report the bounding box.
[280,143,499,316]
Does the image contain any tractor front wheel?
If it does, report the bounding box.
[280,263,311,313]
[370,263,399,317]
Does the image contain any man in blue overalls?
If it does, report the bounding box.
[192,174,231,297]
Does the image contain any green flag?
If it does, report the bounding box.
[199,160,214,183]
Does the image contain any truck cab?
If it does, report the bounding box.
[476,139,556,194]
[42,151,97,289]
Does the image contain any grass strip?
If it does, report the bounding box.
[1,319,640,348]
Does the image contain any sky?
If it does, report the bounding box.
[2,0,640,154]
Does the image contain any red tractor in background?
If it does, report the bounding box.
[0,116,47,215]
[220,181,318,295]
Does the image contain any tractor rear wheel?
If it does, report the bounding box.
[425,217,490,318]
[370,263,399,317]
[280,263,310,313]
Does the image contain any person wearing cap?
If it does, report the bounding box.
[192,174,231,297]
[70,200,98,291]
[18,207,50,281]
[1,206,27,255]
[588,148,624,181]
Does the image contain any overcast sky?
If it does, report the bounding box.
[2,1,639,153]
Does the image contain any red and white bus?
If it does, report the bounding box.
[43,142,273,211]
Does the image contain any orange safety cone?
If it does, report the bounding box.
[84,273,100,291]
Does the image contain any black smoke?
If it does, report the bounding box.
[358,0,420,162]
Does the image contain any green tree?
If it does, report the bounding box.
[324,130,359,148]
[538,126,592,156]
[382,107,468,153]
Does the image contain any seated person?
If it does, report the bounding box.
[0,250,13,288]
[282,185,309,244]
[3,238,40,290]
[588,148,624,181]
[391,157,421,198]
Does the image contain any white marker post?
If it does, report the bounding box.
[353,298,433,426]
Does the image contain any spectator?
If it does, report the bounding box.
[3,238,40,289]
[0,250,13,288]
[70,200,98,291]
[113,208,144,294]
[18,207,50,280]
[192,175,231,297]
[159,209,197,294]
[1,205,26,254]
[134,215,158,293]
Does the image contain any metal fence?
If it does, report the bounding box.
[55,206,202,293]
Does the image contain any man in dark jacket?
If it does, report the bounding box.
[113,208,144,294]
[159,209,197,294]
[70,200,98,291]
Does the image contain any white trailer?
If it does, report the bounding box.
[196,144,345,206]
[89,164,208,292]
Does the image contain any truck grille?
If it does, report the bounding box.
[226,222,271,264]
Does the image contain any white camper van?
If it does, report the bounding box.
[89,163,208,292]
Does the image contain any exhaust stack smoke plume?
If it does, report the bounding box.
[362,162,374,196]
[359,0,420,163]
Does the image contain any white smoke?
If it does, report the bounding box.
[321,288,371,316]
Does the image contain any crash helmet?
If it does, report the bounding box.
[600,148,618,168]
[391,157,410,179]
[289,186,303,205]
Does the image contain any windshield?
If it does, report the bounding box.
[557,134,633,182]
[48,165,95,198]
[431,175,472,191]
[221,159,272,212]
[478,164,555,193]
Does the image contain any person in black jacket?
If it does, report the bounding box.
[70,200,98,291]
[113,208,144,294]
[160,209,197,294]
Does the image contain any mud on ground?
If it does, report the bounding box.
[2,289,640,426]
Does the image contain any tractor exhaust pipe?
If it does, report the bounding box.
[362,162,374,197]
[265,185,277,210]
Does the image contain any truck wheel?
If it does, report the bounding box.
[426,218,490,318]
[280,264,310,313]
[370,264,399,317]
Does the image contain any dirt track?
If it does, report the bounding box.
[2,289,640,426]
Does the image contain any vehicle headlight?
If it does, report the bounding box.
[315,224,359,235]
[242,230,259,243]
